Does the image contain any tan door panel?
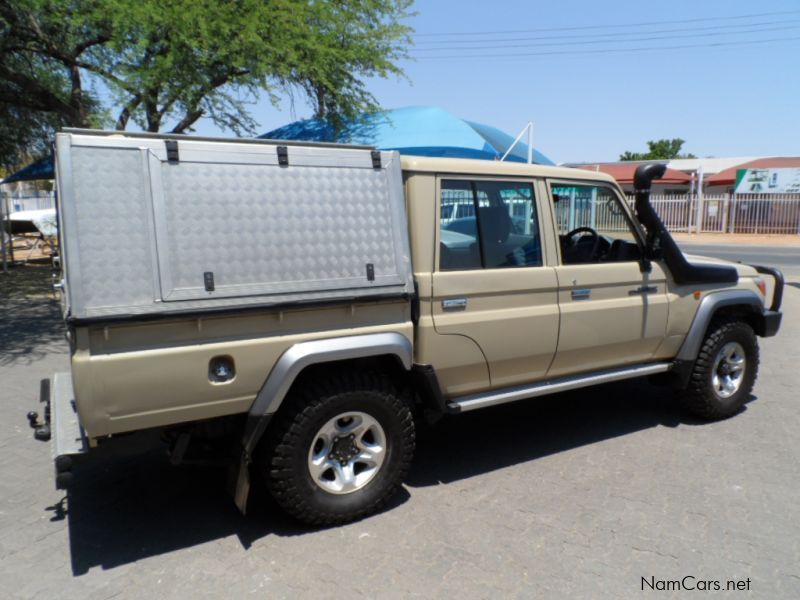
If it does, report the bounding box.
[432,265,559,388]
[549,262,668,376]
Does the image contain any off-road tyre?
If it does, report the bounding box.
[678,318,759,420]
[260,371,415,526]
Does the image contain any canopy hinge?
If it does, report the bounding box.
[165,140,179,163]
[277,146,289,166]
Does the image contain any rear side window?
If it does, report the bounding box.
[439,180,541,271]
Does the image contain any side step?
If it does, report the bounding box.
[447,362,672,413]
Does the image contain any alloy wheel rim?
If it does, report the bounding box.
[712,341,746,399]
[307,411,387,495]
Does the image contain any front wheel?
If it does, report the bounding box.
[260,372,415,526]
[677,319,759,420]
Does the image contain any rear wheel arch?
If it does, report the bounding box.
[258,367,416,525]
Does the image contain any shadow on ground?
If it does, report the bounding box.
[406,378,692,487]
[60,378,700,575]
[0,264,65,366]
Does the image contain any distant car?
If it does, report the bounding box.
[440,228,475,250]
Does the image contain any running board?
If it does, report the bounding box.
[447,362,672,413]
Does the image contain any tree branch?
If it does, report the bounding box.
[74,34,111,56]
[115,95,142,130]
[0,65,82,124]
[171,109,204,133]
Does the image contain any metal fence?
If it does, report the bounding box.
[642,194,800,235]
[2,193,56,213]
[4,190,800,235]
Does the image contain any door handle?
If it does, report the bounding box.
[571,289,591,301]
[442,298,468,311]
[629,285,658,295]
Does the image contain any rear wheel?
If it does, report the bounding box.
[260,371,415,526]
[678,319,759,420]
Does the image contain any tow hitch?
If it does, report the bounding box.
[29,374,88,489]
[28,379,52,441]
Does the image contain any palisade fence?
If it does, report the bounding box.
[542,191,800,236]
[2,192,56,213]
[633,194,800,235]
[557,193,800,235]
[5,190,800,235]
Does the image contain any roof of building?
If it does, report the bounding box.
[571,162,692,184]
[665,156,767,175]
[705,157,800,185]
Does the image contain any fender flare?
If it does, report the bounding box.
[675,290,763,363]
[242,332,412,457]
[233,332,412,513]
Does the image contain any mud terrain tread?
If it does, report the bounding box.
[679,318,759,421]
[261,371,415,526]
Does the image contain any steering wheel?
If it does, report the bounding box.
[565,227,601,260]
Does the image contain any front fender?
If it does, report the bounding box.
[675,290,763,363]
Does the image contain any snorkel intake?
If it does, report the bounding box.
[634,163,737,284]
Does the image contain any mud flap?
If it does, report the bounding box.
[231,451,251,515]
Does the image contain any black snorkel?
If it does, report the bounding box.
[634,163,737,284]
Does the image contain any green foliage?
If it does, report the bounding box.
[0,0,413,168]
[0,104,59,172]
[619,138,697,161]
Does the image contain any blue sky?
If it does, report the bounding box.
[190,0,800,164]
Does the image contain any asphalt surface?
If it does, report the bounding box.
[1,263,799,599]
[679,243,800,278]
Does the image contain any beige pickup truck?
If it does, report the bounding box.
[32,130,783,526]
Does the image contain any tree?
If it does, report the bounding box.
[288,0,413,132]
[619,138,697,161]
[0,102,62,172]
[0,0,412,167]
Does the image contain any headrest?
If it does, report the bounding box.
[480,206,512,243]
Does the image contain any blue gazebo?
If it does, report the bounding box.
[261,105,553,165]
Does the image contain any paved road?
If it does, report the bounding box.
[1,266,799,599]
[679,243,800,279]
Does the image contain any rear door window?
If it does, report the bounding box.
[439,180,541,270]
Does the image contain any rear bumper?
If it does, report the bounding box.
[44,372,88,489]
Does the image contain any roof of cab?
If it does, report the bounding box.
[399,155,618,184]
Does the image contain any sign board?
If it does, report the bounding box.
[734,168,800,194]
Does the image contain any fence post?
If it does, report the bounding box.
[695,193,704,233]
[721,193,730,233]
[1,192,6,273]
